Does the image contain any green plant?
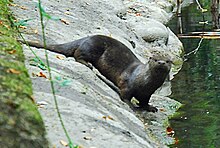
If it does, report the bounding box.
[12,0,78,147]
[37,1,76,147]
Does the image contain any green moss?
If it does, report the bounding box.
[0,0,48,147]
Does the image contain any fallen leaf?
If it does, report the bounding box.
[135,13,141,16]
[30,95,35,103]
[159,108,166,112]
[8,3,17,7]
[37,101,48,106]
[127,10,132,13]
[19,5,28,10]
[34,29,38,34]
[60,18,70,25]
[36,72,47,78]
[107,115,114,120]
[83,136,92,140]
[4,24,10,29]
[0,20,3,25]
[9,3,28,10]
[60,140,68,147]
[64,11,71,15]
[174,137,179,145]
[131,98,139,104]
[102,115,114,120]
[56,55,65,60]
[19,25,27,29]
[8,49,16,54]
[90,128,96,132]
[166,127,175,137]
[6,68,21,74]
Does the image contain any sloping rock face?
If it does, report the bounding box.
[12,0,182,147]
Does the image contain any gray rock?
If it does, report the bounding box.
[129,17,169,45]
[12,0,183,147]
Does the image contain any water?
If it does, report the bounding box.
[168,2,220,148]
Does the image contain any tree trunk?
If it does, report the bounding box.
[211,0,220,29]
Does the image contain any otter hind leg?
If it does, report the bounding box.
[74,48,93,70]
[75,58,93,70]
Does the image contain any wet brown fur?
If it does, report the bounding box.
[19,35,172,112]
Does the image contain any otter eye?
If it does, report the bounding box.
[149,57,152,60]
[154,59,158,62]
[166,60,170,63]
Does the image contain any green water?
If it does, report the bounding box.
[168,2,220,148]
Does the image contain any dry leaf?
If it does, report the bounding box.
[102,115,114,120]
[34,29,38,34]
[36,72,47,78]
[159,108,166,112]
[8,49,16,54]
[30,95,35,103]
[37,101,48,106]
[127,10,132,13]
[60,19,70,25]
[60,140,68,147]
[9,3,28,10]
[83,136,92,140]
[166,127,175,137]
[64,11,70,15]
[8,3,17,7]
[135,13,141,16]
[19,25,27,29]
[4,24,10,29]
[0,20,3,25]
[174,137,179,145]
[56,55,65,60]
[107,115,114,120]
[6,68,21,74]
[19,5,28,10]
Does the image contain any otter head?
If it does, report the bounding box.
[148,55,172,75]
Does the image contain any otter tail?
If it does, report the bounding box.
[17,39,45,48]
[17,38,84,57]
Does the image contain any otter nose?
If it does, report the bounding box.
[158,60,165,65]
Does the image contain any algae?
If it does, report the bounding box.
[0,0,48,147]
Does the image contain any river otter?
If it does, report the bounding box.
[19,35,172,112]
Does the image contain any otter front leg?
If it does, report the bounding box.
[74,48,93,70]
[120,90,134,108]
[138,99,158,113]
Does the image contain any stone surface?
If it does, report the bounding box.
[11,0,183,147]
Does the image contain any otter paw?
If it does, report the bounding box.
[146,105,158,113]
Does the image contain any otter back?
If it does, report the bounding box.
[19,35,171,112]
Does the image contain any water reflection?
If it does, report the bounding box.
[169,39,220,147]
[168,2,220,148]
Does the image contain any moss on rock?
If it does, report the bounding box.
[0,0,48,147]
